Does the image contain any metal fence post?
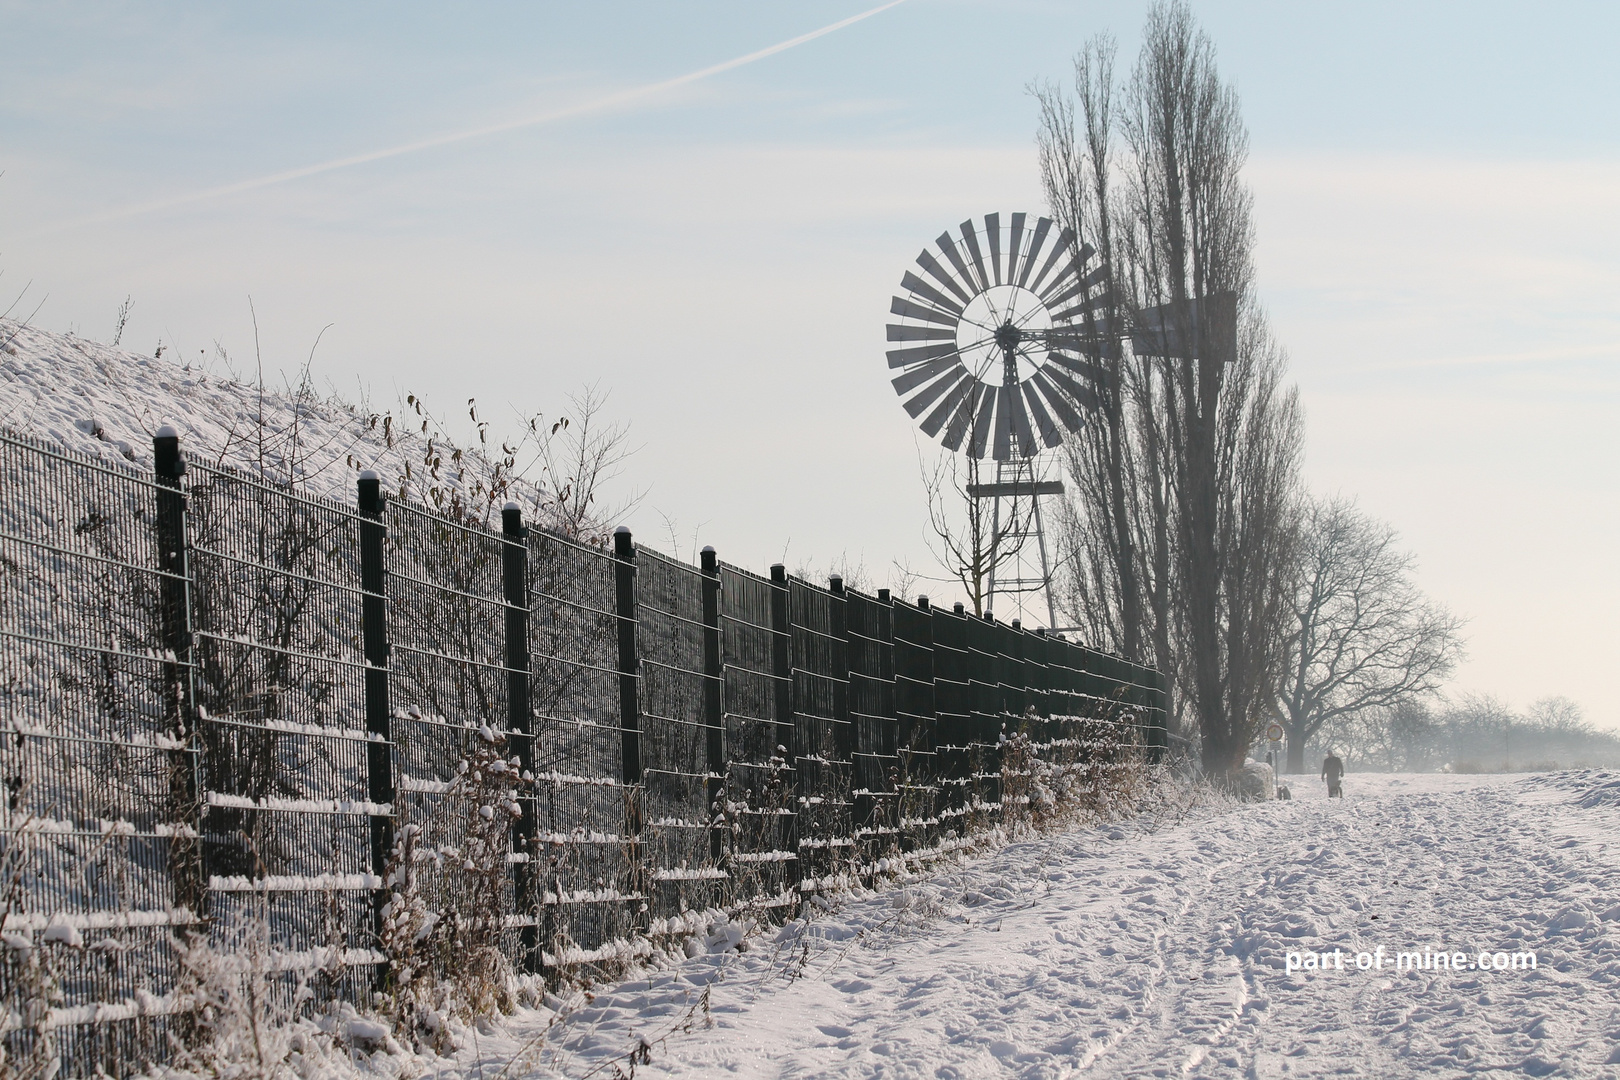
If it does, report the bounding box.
[612,527,645,923]
[768,563,797,891]
[699,547,726,866]
[357,471,395,958]
[502,502,538,972]
[827,574,853,868]
[153,427,205,926]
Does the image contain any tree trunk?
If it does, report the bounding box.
[1285,736,1305,774]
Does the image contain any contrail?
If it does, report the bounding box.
[29,1,905,237]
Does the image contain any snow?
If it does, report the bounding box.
[0,318,543,517]
[392,770,1620,1079]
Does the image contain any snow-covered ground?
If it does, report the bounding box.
[436,770,1620,1079]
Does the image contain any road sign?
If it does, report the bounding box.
[1266,722,1284,743]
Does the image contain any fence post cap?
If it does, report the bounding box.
[503,500,521,512]
[359,469,380,481]
[614,525,631,535]
[917,595,929,610]
[155,424,179,439]
[701,545,715,554]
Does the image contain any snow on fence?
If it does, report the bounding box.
[0,425,1166,1075]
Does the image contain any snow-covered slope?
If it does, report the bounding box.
[438,770,1620,1079]
[0,318,539,518]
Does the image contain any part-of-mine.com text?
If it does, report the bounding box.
[1284,947,1537,974]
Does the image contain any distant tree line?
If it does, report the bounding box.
[1310,695,1620,774]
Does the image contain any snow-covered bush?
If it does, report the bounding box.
[378,723,525,1052]
[1000,702,1151,835]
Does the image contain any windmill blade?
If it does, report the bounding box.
[1022,380,1064,449]
[940,381,979,451]
[1046,351,1114,388]
[1038,243,1098,303]
[985,213,1003,286]
[959,220,991,295]
[935,231,982,299]
[1042,363,1102,412]
[1043,279,1085,312]
[915,250,974,307]
[902,366,968,418]
[1016,217,1053,288]
[993,384,1013,462]
[1027,226,1077,295]
[891,355,963,395]
[891,296,959,328]
[886,342,958,370]
[1049,290,1115,323]
[1004,378,1030,459]
[1044,262,1108,310]
[887,324,957,342]
[1030,369,1087,432]
[1007,213,1026,287]
[967,384,997,459]
[900,271,964,317]
[1046,265,1110,312]
[920,373,975,438]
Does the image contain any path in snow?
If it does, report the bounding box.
[466,771,1620,1079]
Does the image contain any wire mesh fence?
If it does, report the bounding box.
[0,426,1167,1073]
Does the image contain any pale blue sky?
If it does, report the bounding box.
[3,1,1617,725]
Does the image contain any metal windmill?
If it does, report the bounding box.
[885,212,1115,630]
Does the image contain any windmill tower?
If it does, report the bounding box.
[885,213,1114,628]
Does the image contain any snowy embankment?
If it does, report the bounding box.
[431,771,1620,1079]
[0,319,536,513]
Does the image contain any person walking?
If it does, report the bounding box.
[1321,752,1345,799]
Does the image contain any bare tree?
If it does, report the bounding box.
[917,438,1034,617]
[515,383,642,543]
[1355,700,1438,773]
[1036,35,1158,668]
[1119,2,1306,778]
[1277,496,1465,772]
[1038,2,1303,776]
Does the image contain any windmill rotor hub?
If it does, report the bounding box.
[993,321,1023,352]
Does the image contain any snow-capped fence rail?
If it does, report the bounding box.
[0,425,1165,1075]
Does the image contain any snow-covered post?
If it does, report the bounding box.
[613,527,646,930]
[699,547,726,871]
[357,470,395,967]
[154,426,206,927]
[502,501,538,972]
[769,563,798,894]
